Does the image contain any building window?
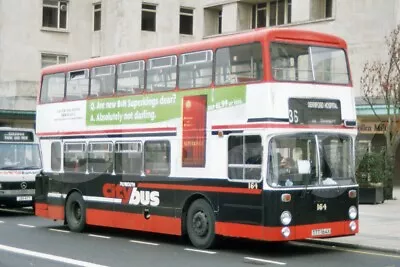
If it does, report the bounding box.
[42,0,68,29]
[141,3,157,31]
[218,10,222,34]
[180,7,194,35]
[41,53,67,68]
[93,3,101,31]
[252,0,291,28]
[311,0,333,20]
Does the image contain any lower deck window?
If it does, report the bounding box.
[144,141,170,176]
[115,142,143,176]
[64,143,87,173]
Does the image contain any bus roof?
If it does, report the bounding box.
[41,28,347,75]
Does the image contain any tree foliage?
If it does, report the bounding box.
[359,25,400,199]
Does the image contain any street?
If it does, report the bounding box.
[0,208,398,267]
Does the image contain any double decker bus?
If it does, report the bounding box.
[35,28,359,249]
[0,127,42,209]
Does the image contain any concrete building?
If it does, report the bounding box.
[1,0,399,185]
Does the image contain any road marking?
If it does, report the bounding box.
[0,243,108,267]
[0,221,4,223]
[88,234,110,239]
[49,228,70,233]
[129,240,159,246]
[244,257,286,265]
[17,224,35,228]
[184,248,217,254]
[0,208,32,214]
[294,242,400,259]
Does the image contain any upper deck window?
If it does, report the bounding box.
[90,65,116,97]
[66,69,89,100]
[270,42,350,85]
[215,43,263,85]
[40,73,65,103]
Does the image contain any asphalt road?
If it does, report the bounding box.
[0,208,399,267]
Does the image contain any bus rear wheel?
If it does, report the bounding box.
[186,199,216,249]
[65,192,86,232]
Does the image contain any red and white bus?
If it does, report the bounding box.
[35,28,359,249]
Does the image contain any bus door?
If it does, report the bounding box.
[220,134,264,227]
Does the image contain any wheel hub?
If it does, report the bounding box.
[192,211,208,237]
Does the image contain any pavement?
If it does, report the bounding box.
[307,187,400,254]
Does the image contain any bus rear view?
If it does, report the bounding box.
[0,128,42,209]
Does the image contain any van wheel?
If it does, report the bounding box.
[65,192,86,232]
[186,199,216,249]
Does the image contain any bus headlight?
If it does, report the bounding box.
[280,211,292,225]
[348,206,357,220]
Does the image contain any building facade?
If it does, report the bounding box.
[1,0,400,185]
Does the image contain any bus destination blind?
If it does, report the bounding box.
[288,98,342,125]
[0,131,34,142]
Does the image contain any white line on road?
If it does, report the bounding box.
[184,248,217,254]
[49,228,70,233]
[0,221,4,223]
[17,224,35,228]
[0,208,32,214]
[129,240,159,246]
[244,257,287,265]
[0,243,109,267]
[88,234,111,239]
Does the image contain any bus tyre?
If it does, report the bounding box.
[186,199,216,249]
[65,192,86,232]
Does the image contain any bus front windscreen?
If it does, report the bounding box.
[270,42,350,85]
[0,143,42,170]
[268,133,355,187]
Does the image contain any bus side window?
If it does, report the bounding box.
[215,43,263,86]
[88,142,113,174]
[66,70,89,101]
[63,143,87,173]
[115,142,143,178]
[144,141,170,176]
[228,135,262,181]
[90,65,116,97]
[146,56,177,92]
[178,50,213,89]
[40,73,65,103]
[117,60,145,95]
[51,142,62,172]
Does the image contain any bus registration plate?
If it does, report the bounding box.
[311,228,331,236]
[17,196,32,201]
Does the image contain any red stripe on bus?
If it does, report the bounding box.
[36,204,357,241]
[216,220,358,241]
[37,127,177,137]
[35,203,64,220]
[212,123,347,130]
[137,183,262,195]
[86,209,181,235]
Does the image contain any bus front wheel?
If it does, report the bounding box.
[186,199,216,249]
[65,192,86,232]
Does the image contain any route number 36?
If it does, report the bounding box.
[288,109,299,123]
[316,203,327,211]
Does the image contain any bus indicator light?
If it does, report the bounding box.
[348,190,357,198]
[281,193,291,202]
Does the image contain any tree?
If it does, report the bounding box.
[359,25,400,200]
